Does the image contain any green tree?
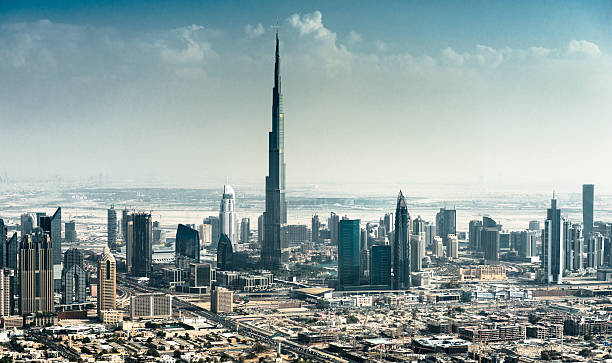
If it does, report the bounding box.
[579,348,593,358]
[346,315,359,324]
[173,350,181,359]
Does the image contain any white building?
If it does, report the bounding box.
[219,184,238,249]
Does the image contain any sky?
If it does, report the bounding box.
[1,1,611,192]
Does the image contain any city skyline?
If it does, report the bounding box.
[1,1,611,188]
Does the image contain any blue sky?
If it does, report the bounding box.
[0,1,611,190]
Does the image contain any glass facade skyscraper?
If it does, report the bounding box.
[370,244,391,288]
[583,184,594,237]
[338,219,360,290]
[176,224,200,263]
[393,191,411,290]
[262,33,287,270]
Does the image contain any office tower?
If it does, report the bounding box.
[20,233,54,315]
[130,213,153,277]
[35,212,46,228]
[153,222,165,245]
[542,196,563,284]
[583,184,594,237]
[261,33,287,270]
[189,263,213,289]
[469,220,483,251]
[359,247,370,284]
[384,213,394,236]
[513,230,537,258]
[20,214,33,238]
[568,224,584,271]
[130,293,172,319]
[65,221,77,242]
[393,191,411,290]
[370,245,391,288]
[411,234,423,271]
[45,208,61,292]
[97,247,116,319]
[61,248,86,304]
[219,184,237,248]
[436,208,456,242]
[240,218,250,243]
[562,220,573,272]
[424,222,435,249]
[447,234,459,259]
[6,233,17,270]
[211,287,233,313]
[311,214,321,243]
[361,228,368,250]
[175,224,200,263]
[413,216,424,235]
[329,212,340,245]
[216,234,234,271]
[338,219,360,290]
[499,232,511,250]
[198,223,212,246]
[121,208,130,243]
[0,219,5,269]
[587,232,605,268]
[257,214,264,244]
[0,269,13,316]
[482,217,500,261]
[433,236,444,257]
[529,220,541,231]
[107,206,117,250]
[204,216,220,250]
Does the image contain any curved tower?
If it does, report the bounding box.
[219,184,237,248]
[393,191,411,289]
[262,33,287,269]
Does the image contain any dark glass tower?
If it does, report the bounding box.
[393,191,411,290]
[543,195,563,284]
[107,206,117,251]
[338,219,360,290]
[482,216,500,261]
[583,184,594,237]
[262,33,287,270]
[176,224,200,263]
[370,244,391,288]
[62,248,86,304]
[131,213,152,277]
[216,233,234,271]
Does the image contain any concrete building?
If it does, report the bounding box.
[211,287,233,313]
[240,217,250,243]
[447,234,459,259]
[107,206,117,251]
[0,269,14,316]
[130,293,172,319]
[64,220,77,242]
[97,247,117,321]
[219,184,238,248]
[20,233,54,315]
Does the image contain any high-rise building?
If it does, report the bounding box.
[311,214,321,243]
[211,287,233,313]
[512,230,538,258]
[198,223,212,247]
[130,213,153,277]
[20,214,33,239]
[219,185,237,248]
[482,217,500,261]
[393,191,411,290]
[261,33,287,270]
[413,216,424,235]
[542,196,563,284]
[257,214,264,244]
[469,220,483,251]
[240,218,250,243]
[447,234,459,259]
[65,220,77,242]
[0,269,13,316]
[329,212,340,245]
[6,233,17,270]
[204,216,220,251]
[528,220,541,231]
[20,233,54,315]
[338,219,360,290]
[435,208,456,243]
[121,208,130,244]
[49,208,62,291]
[411,234,423,271]
[283,224,309,244]
[370,244,391,288]
[567,224,584,271]
[583,184,594,237]
[107,206,117,251]
[586,232,604,268]
[97,247,117,321]
[433,236,444,258]
[61,248,87,304]
[0,219,6,269]
[384,213,394,236]
[189,263,213,289]
[424,222,435,249]
[130,293,172,319]
[216,234,234,271]
[175,224,200,263]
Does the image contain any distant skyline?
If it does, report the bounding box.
[1,1,612,189]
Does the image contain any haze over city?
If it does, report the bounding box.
[1,1,611,190]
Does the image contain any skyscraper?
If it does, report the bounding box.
[130,212,153,277]
[482,217,500,261]
[204,216,220,251]
[0,269,13,317]
[50,207,62,291]
[329,212,340,245]
[338,219,360,290]
[65,220,77,242]
[121,208,130,244]
[216,234,234,271]
[219,185,237,248]
[107,206,117,251]
[411,234,423,271]
[542,196,563,284]
[568,224,584,271]
[383,213,394,236]
[583,184,594,237]
[469,220,483,251]
[311,214,321,243]
[97,247,116,319]
[393,191,411,290]
[20,233,54,315]
[20,214,33,238]
[0,219,6,269]
[175,224,200,263]
[62,248,87,304]
[435,207,456,242]
[240,218,250,243]
[370,244,391,288]
[262,33,287,270]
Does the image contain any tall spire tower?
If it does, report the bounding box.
[262,32,287,269]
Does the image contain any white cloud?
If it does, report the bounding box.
[288,11,334,41]
[347,30,362,45]
[375,40,387,52]
[441,47,468,66]
[567,39,601,57]
[158,24,209,65]
[244,23,265,38]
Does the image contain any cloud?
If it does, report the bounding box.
[288,10,334,41]
[441,47,468,66]
[567,39,601,57]
[244,23,265,38]
[157,24,209,65]
[347,31,362,46]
